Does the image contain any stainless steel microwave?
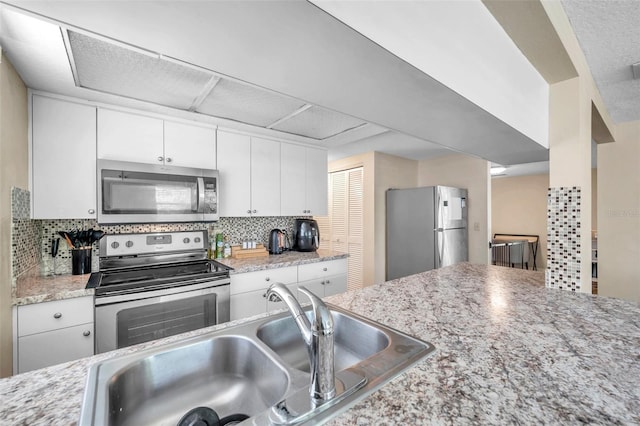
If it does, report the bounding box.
[97,159,219,224]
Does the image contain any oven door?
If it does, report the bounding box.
[95,280,230,354]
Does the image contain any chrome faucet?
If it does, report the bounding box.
[266,283,336,403]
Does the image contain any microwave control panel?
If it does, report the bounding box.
[101,231,207,257]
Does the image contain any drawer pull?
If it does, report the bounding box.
[53,312,62,319]
[323,267,328,272]
[265,277,270,282]
[326,280,331,285]
[83,330,91,337]
[320,280,325,285]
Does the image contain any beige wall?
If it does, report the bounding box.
[591,169,597,232]
[597,121,640,302]
[418,154,491,265]
[491,174,549,270]
[0,54,29,377]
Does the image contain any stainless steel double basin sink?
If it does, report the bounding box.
[80,304,435,425]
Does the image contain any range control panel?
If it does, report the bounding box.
[101,231,208,257]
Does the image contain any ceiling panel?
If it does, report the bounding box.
[272,106,365,140]
[68,31,213,110]
[196,78,307,127]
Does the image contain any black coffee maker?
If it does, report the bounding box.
[293,219,320,252]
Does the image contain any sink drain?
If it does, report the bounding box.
[177,407,249,426]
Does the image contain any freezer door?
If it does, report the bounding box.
[435,186,467,230]
[436,228,468,268]
[386,187,436,280]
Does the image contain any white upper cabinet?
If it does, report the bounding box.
[251,137,280,216]
[217,130,280,217]
[164,121,216,169]
[98,109,216,169]
[31,95,97,219]
[281,144,328,216]
[97,109,163,164]
[217,130,251,217]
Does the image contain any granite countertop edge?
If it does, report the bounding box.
[216,250,348,274]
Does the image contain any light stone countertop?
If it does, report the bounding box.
[216,249,348,274]
[12,251,345,306]
[13,265,93,306]
[2,263,640,425]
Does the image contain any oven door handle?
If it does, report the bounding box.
[197,177,205,213]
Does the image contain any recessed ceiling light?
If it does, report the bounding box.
[632,62,640,79]
[490,166,506,175]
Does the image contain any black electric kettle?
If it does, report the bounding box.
[268,229,290,254]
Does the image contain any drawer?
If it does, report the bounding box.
[17,296,94,337]
[298,259,347,282]
[231,266,297,295]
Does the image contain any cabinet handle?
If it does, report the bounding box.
[83,330,91,337]
[265,277,270,282]
[253,210,257,214]
[247,209,252,214]
[320,280,325,285]
[157,156,164,162]
[323,267,327,272]
[263,293,267,298]
[166,157,172,163]
[326,279,331,285]
[88,209,95,214]
[53,312,62,319]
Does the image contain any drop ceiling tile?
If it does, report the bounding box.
[196,78,307,127]
[272,106,365,139]
[68,31,213,109]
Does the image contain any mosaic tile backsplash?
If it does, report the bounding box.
[11,188,40,278]
[546,187,581,292]
[11,195,309,277]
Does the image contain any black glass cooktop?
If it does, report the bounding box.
[88,260,231,295]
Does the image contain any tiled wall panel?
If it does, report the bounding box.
[11,188,40,278]
[546,187,581,291]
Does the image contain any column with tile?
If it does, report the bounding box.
[547,77,593,293]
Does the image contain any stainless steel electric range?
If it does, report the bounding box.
[87,230,231,354]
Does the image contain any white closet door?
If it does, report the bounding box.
[330,171,348,255]
[347,168,364,291]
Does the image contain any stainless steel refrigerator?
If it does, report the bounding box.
[386,186,468,280]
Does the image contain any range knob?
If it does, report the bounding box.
[111,241,119,249]
[183,237,191,244]
[194,237,201,243]
[125,241,134,248]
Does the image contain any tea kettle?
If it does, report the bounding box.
[268,229,290,255]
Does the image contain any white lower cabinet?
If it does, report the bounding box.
[229,266,297,321]
[15,296,94,374]
[298,258,348,300]
[229,259,347,321]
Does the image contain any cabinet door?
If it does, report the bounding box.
[280,143,307,216]
[322,274,347,297]
[267,284,298,313]
[32,95,97,219]
[97,109,163,164]
[217,130,251,217]
[251,137,281,216]
[18,323,94,373]
[164,121,216,169]
[230,290,267,321]
[306,147,328,216]
[297,279,326,301]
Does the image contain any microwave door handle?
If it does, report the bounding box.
[197,177,205,213]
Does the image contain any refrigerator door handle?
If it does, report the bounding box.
[436,229,444,268]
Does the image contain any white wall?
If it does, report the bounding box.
[418,154,491,265]
[312,0,549,148]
